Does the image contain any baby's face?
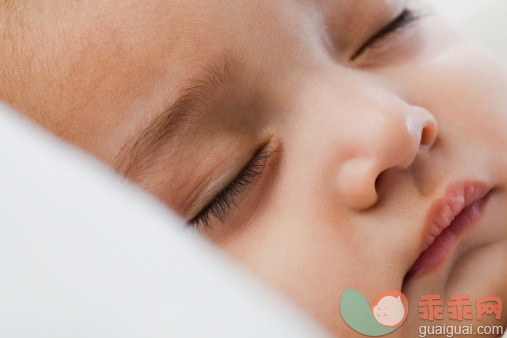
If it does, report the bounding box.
[4,0,507,335]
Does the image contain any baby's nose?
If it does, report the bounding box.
[336,104,438,210]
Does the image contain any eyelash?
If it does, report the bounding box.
[189,146,274,229]
[351,8,423,61]
[188,9,421,229]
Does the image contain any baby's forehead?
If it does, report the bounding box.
[4,0,412,165]
[113,0,403,47]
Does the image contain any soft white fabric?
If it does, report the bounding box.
[0,104,329,338]
[427,0,507,63]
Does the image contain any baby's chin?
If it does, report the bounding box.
[447,241,507,298]
[400,240,507,334]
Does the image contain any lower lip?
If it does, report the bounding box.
[405,193,490,280]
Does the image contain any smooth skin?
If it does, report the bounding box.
[1,0,506,336]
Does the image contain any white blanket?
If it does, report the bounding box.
[0,104,329,337]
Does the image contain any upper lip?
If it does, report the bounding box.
[418,180,492,253]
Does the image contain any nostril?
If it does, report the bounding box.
[420,115,438,146]
[374,173,382,197]
[374,168,391,202]
[421,126,435,145]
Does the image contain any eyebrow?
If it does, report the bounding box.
[113,51,238,179]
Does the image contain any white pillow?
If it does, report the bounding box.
[0,104,329,337]
[427,0,507,63]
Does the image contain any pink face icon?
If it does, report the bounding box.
[371,290,409,328]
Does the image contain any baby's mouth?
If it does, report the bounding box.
[404,181,493,283]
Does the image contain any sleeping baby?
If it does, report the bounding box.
[1,0,506,336]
